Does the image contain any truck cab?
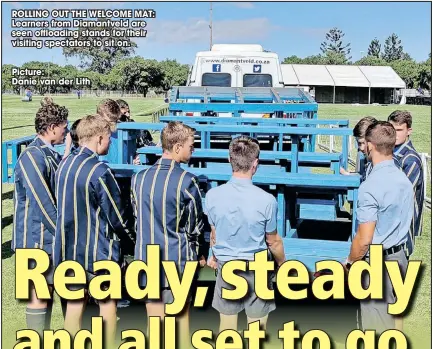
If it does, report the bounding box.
[187,44,284,89]
[184,44,285,118]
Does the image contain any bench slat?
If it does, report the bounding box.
[110,164,360,188]
[117,123,353,136]
[160,116,349,126]
[137,146,341,163]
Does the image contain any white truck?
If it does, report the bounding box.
[184,44,285,118]
[187,44,285,88]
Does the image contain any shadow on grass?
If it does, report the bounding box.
[2,215,13,229]
[2,190,13,201]
[2,240,14,259]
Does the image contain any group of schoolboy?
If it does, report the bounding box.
[12,97,424,347]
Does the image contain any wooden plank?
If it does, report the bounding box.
[110,164,360,188]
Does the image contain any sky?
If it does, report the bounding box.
[2,1,432,67]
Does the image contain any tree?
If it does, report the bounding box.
[367,38,381,58]
[63,19,137,74]
[418,57,432,90]
[390,59,420,88]
[401,52,413,61]
[282,55,305,64]
[322,51,348,65]
[108,57,164,96]
[2,64,19,93]
[382,33,403,62]
[320,27,351,60]
[354,56,388,66]
[159,59,189,89]
[302,55,326,65]
[282,55,325,65]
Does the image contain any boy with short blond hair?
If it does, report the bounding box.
[54,114,135,346]
[131,121,204,348]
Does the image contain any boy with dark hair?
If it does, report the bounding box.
[345,121,413,333]
[62,118,82,159]
[388,110,424,256]
[54,114,135,346]
[116,98,156,148]
[116,99,131,122]
[131,121,204,348]
[12,102,68,336]
[342,116,400,180]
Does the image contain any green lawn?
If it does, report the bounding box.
[1,96,431,348]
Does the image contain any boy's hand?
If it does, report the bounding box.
[340,167,350,175]
[133,155,140,165]
[199,255,206,268]
[207,255,218,269]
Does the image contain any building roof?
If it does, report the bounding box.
[358,66,406,88]
[281,64,406,88]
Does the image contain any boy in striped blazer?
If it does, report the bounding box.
[12,102,69,336]
[131,121,205,348]
[53,114,135,345]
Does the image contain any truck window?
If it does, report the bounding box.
[202,73,231,87]
[243,74,272,87]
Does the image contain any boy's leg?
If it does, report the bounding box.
[146,291,191,349]
[247,315,269,330]
[177,301,191,349]
[219,313,238,332]
[26,259,55,336]
[99,298,118,347]
[26,285,53,337]
[64,294,88,337]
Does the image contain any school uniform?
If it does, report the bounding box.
[12,137,62,282]
[204,176,278,318]
[393,140,424,255]
[364,154,402,182]
[356,160,414,333]
[131,158,204,302]
[53,146,135,277]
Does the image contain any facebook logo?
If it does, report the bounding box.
[212,64,221,72]
[253,65,262,73]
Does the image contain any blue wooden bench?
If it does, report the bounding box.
[2,135,36,183]
[160,116,349,127]
[137,146,343,174]
[109,163,359,274]
[117,122,352,168]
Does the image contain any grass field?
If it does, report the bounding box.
[1,95,431,348]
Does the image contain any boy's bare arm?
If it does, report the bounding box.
[266,231,286,267]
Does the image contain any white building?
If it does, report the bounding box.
[281,64,406,104]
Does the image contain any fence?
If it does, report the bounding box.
[9,90,167,99]
[317,127,432,209]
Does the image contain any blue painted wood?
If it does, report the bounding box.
[299,203,337,221]
[205,162,286,174]
[137,147,342,164]
[160,116,349,127]
[117,123,353,136]
[169,103,317,114]
[2,142,9,183]
[172,86,317,104]
[109,164,360,189]
[277,188,285,237]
